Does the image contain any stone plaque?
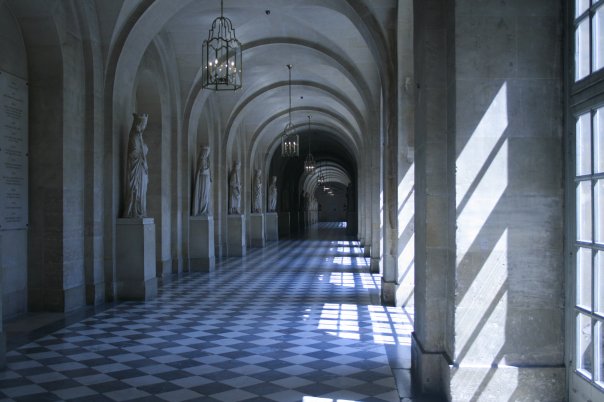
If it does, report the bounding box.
[0,71,28,230]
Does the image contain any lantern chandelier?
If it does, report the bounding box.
[202,0,242,91]
[304,115,316,172]
[317,164,325,185]
[281,64,299,157]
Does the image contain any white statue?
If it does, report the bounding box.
[252,168,263,213]
[192,146,211,216]
[268,176,277,212]
[228,161,241,214]
[124,113,149,218]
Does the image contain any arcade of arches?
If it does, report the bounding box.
[0,0,596,401]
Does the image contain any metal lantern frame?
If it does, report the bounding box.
[317,165,325,185]
[202,0,242,91]
[304,115,316,172]
[281,64,299,157]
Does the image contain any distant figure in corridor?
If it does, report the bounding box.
[252,168,263,213]
[124,113,149,218]
[268,176,277,212]
[228,161,241,214]
[192,146,211,216]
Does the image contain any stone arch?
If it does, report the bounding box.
[132,36,182,280]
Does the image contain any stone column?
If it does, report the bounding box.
[381,0,414,307]
[227,214,246,256]
[249,213,265,247]
[116,218,157,300]
[265,212,279,241]
[189,216,215,271]
[412,0,451,396]
[369,104,383,273]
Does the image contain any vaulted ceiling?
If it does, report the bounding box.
[155,0,397,184]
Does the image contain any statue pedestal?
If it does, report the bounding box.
[250,213,265,247]
[265,213,279,241]
[227,215,246,256]
[278,212,290,237]
[116,218,157,300]
[189,216,215,271]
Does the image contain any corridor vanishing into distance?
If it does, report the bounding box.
[1,223,417,402]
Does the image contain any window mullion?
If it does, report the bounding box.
[590,5,594,76]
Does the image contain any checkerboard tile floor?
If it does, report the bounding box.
[1,222,415,401]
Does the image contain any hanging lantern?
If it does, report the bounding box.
[317,165,325,185]
[304,115,316,172]
[202,0,242,91]
[281,64,299,157]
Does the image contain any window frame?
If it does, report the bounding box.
[574,0,604,83]
[568,1,604,400]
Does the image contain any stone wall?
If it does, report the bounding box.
[413,0,565,399]
[0,1,28,319]
[450,1,564,399]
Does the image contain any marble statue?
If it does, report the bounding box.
[124,113,149,218]
[252,168,263,213]
[268,176,277,212]
[192,146,211,216]
[228,161,241,214]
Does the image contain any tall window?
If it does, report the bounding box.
[572,1,604,398]
[574,108,604,389]
[575,0,604,81]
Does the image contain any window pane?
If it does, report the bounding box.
[578,247,593,309]
[595,6,604,72]
[577,19,591,81]
[597,180,604,244]
[596,108,604,173]
[578,313,593,377]
[577,181,593,242]
[598,251,604,315]
[577,0,590,18]
[577,113,592,176]
[597,320,604,385]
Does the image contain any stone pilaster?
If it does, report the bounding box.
[227,215,246,256]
